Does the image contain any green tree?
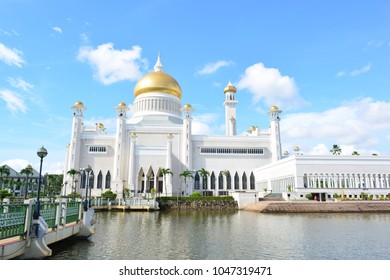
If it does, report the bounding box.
[67,169,81,197]
[20,164,33,198]
[352,151,360,156]
[179,170,193,196]
[45,174,63,197]
[159,168,173,197]
[0,165,10,190]
[198,168,210,196]
[330,144,342,155]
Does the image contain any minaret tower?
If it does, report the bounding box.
[64,101,86,192]
[268,105,282,162]
[113,102,129,198]
[223,81,238,136]
[181,104,195,169]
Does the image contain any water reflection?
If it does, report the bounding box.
[47,210,390,260]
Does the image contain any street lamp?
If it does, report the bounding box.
[33,146,48,220]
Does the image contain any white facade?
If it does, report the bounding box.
[63,56,281,198]
[255,155,390,200]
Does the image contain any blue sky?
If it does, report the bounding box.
[1,0,390,173]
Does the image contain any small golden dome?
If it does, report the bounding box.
[269,105,280,111]
[134,71,182,99]
[97,123,104,129]
[117,102,127,108]
[73,101,84,107]
[224,82,237,93]
[249,125,256,131]
[183,104,192,109]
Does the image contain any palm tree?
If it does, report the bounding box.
[159,168,173,197]
[0,165,10,190]
[179,170,193,196]
[352,151,360,156]
[20,164,33,199]
[198,168,210,196]
[330,144,342,155]
[67,169,81,198]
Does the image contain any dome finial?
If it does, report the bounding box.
[154,52,164,72]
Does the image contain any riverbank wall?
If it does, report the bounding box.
[244,201,390,213]
[157,199,238,210]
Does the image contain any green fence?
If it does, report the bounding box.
[0,204,27,240]
[65,201,81,224]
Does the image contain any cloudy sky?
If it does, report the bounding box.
[1,0,390,173]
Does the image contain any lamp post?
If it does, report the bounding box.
[33,146,48,220]
[84,165,92,211]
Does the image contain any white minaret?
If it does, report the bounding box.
[181,104,195,170]
[268,105,282,162]
[113,102,129,198]
[64,101,86,193]
[223,81,238,136]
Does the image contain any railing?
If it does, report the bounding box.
[1,199,83,240]
[125,198,157,207]
[0,204,27,240]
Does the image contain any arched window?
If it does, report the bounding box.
[234,172,239,189]
[80,170,86,189]
[97,171,103,189]
[250,172,255,190]
[242,172,247,189]
[194,172,200,190]
[210,172,215,189]
[227,172,231,189]
[218,172,223,190]
[105,171,111,189]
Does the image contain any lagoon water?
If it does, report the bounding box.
[47,210,390,260]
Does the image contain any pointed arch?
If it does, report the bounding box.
[234,172,239,190]
[218,171,223,190]
[97,171,103,189]
[227,172,231,189]
[156,167,163,193]
[194,172,200,190]
[146,166,155,192]
[105,171,111,189]
[80,170,86,189]
[210,172,216,190]
[250,172,255,190]
[242,172,247,190]
[138,167,145,194]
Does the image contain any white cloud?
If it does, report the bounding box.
[0,89,27,113]
[195,60,233,75]
[52,26,62,33]
[0,159,64,174]
[237,63,305,110]
[7,77,34,91]
[192,113,222,135]
[337,63,372,77]
[281,97,390,155]
[77,43,147,85]
[0,43,25,67]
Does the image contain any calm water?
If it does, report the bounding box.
[47,210,390,260]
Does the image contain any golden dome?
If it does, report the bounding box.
[249,125,256,131]
[183,104,192,109]
[269,105,280,111]
[117,102,127,108]
[73,101,84,107]
[134,71,182,99]
[224,82,237,93]
[97,123,104,129]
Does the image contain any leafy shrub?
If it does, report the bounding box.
[305,193,313,200]
[102,190,117,200]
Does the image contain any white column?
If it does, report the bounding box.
[166,133,173,196]
[128,132,137,196]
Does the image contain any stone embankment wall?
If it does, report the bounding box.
[158,199,238,210]
[244,201,390,213]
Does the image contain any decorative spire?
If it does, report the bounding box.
[154,52,164,72]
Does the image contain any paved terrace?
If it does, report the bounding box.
[244,201,390,213]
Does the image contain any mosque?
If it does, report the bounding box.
[63,55,390,201]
